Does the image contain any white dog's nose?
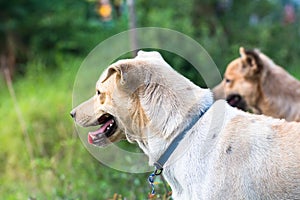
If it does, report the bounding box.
[70,110,76,118]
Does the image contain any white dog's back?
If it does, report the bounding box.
[163,100,300,199]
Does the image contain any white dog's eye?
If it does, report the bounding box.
[96,90,101,95]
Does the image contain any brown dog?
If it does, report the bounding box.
[213,47,300,122]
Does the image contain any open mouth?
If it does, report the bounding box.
[226,94,247,111]
[88,113,117,145]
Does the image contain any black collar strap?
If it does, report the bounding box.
[154,105,209,172]
[148,104,210,196]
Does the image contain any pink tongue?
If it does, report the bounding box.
[89,119,114,136]
[88,119,113,144]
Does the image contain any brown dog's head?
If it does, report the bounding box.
[213,47,264,112]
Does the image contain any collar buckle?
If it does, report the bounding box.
[154,168,163,176]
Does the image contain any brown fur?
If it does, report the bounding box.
[213,47,300,121]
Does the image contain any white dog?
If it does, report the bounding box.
[71,51,300,199]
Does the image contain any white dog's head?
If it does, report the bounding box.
[71,51,212,148]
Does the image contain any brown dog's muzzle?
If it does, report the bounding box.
[226,94,247,111]
[212,82,225,100]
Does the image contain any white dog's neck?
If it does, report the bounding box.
[140,88,214,166]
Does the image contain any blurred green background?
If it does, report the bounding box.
[1,0,300,199]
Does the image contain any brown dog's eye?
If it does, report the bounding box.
[96,90,101,95]
[225,78,231,83]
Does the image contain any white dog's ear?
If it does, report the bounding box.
[110,63,131,85]
[100,67,117,83]
[100,64,129,85]
[102,63,144,93]
[102,57,155,93]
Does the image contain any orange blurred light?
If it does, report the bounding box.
[98,4,112,18]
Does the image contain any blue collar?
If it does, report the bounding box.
[148,103,210,195]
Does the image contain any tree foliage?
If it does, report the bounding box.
[135,0,300,84]
[0,0,128,76]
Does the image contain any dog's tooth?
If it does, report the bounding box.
[110,123,113,127]
[107,127,110,130]
[91,135,96,140]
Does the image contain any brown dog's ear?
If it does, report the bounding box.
[239,47,263,76]
[239,47,247,59]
